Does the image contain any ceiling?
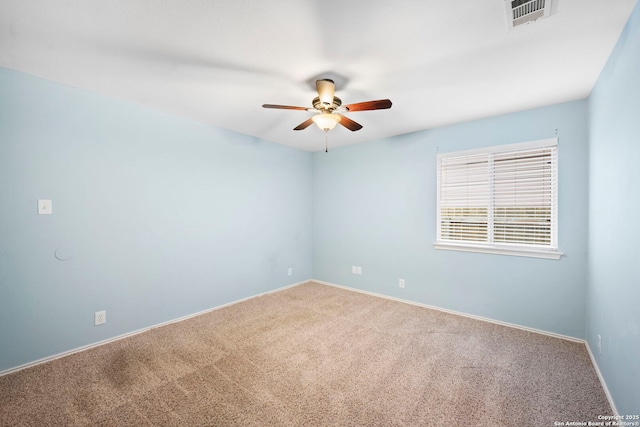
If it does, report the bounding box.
[1,0,637,152]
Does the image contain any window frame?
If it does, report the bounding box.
[434,138,562,260]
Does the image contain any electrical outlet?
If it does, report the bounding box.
[597,334,602,354]
[399,279,405,288]
[352,266,357,274]
[356,266,362,275]
[95,310,106,326]
[38,199,52,215]
[288,267,293,276]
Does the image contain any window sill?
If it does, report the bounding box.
[433,242,563,260]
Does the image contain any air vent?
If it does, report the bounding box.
[505,0,555,29]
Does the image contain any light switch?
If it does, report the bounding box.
[38,199,52,215]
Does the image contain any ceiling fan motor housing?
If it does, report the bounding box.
[313,96,342,112]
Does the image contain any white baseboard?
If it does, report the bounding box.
[0,279,310,378]
[314,279,584,343]
[585,341,619,416]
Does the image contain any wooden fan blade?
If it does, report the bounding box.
[262,104,309,111]
[336,114,363,131]
[293,118,314,131]
[344,99,392,112]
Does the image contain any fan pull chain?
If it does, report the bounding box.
[325,130,329,153]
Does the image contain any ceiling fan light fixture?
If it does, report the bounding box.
[312,113,341,131]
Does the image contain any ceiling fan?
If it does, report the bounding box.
[262,79,392,150]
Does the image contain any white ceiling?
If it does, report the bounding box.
[1,0,637,152]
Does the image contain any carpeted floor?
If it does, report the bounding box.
[0,281,611,426]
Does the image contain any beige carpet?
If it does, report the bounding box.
[0,282,610,426]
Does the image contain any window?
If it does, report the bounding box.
[435,139,561,259]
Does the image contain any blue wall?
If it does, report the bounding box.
[588,2,640,415]
[0,68,313,372]
[312,100,590,339]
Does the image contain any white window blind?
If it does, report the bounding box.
[435,139,561,259]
